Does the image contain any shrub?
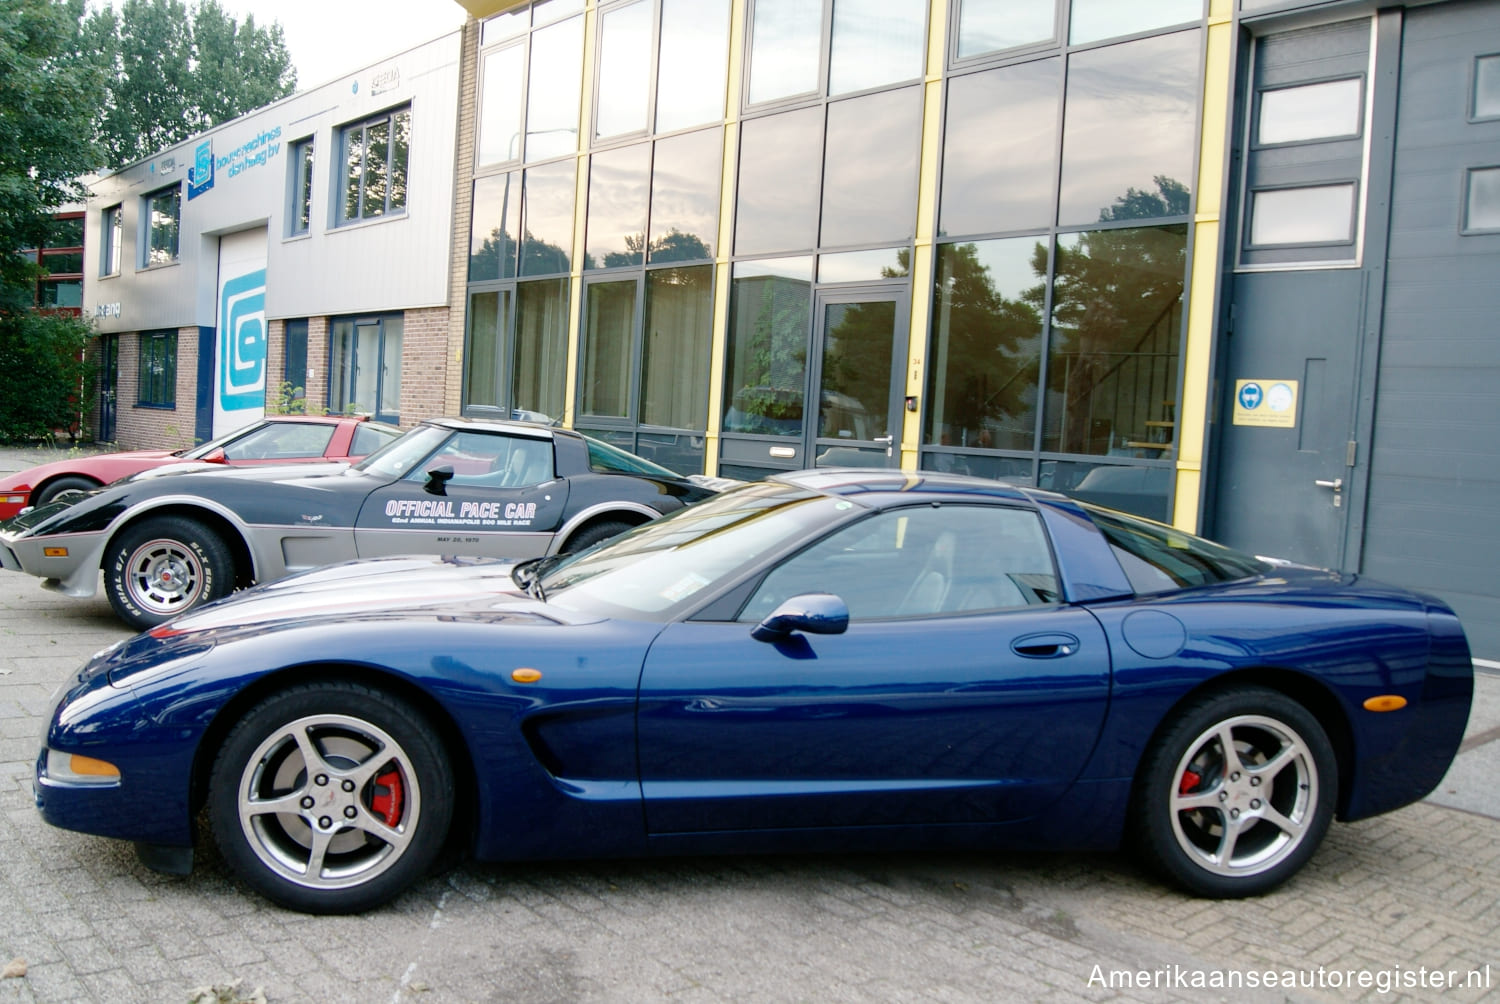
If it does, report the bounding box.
[0,311,97,442]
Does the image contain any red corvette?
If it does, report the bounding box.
[0,415,401,519]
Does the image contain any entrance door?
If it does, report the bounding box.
[97,334,118,442]
[807,289,907,469]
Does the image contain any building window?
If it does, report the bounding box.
[138,330,177,407]
[745,0,924,106]
[289,137,314,235]
[1463,167,1500,233]
[1474,54,1500,120]
[329,314,403,423]
[339,106,411,224]
[101,205,122,276]
[953,0,1057,61]
[143,186,181,266]
[283,318,309,403]
[19,213,85,312]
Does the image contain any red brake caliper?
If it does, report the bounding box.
[369,769,405,826]
[1179,769,1202,795]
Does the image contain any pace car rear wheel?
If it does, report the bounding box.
[1132,687,1336,898]
[208,683,454,914]
[105,517,233,629]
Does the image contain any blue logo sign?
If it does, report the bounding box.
[219,269,266,411]
[1238,382,1264,410]
[188,140,215,200]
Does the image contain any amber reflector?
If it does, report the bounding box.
[1362,695,1408,713]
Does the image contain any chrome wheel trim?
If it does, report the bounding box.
[236,713,422,891]
[123,538,203,615]
[1168,713,1316,878]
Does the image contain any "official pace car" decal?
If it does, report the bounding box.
[384,499,539,527]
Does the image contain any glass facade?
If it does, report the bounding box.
[464,0,1207,520]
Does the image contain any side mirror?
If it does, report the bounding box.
[751,593,850,643]
[424,465,455,494]
[202,447,227,464]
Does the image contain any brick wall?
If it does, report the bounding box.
[400,306,452,424]
[112,326,201,451]
[265,318,285,409]
[444,17,480,417]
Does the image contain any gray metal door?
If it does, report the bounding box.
[806,289,907,469]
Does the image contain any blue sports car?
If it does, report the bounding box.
[35,470,1472,914]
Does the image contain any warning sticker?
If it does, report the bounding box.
[1232,379,1298,428]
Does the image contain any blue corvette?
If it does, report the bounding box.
[35,470,1472,914]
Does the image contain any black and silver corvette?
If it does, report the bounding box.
[0,418,721,629]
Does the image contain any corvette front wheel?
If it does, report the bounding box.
[105,516,234,629]
[208,683,454,914]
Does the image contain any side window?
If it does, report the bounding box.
[738,504,1058,623]
[350,422,401,458]
[222,424,335,460]
[1085,505,1266,594]
[406,432,554,487]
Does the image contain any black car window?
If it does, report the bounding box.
[1084,505,1268,594]
[738,504,1059,623]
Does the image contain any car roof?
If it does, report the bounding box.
[771,468,1065,507]
[260,414,362,424]
[420,416,563,440]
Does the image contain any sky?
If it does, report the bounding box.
[102,1,470,91]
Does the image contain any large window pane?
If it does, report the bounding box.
[747,0,821,105]
[470,173,520,281]
[1058,31,1199,227]
[521,160,576,276]
[514,278,570,420]
[389,109,411,213]
[723,258,813,436]
[1043,225,1186,457]
[829,0,925,96]
[465,290,505,408]
[656,0,730,132]
[587,142,650,269]
[735,107,822,255]
[146,187,180,265]
[362,119,389,218]
[1466,168,1500,231]
[1068,0,1202,45]
[649,128,720,263]
[478,44,525,164]
[817,247,909,283]
[581,280,637,417]
[821,87,921,247]
[1249,184,1355,245]
[940,58,1060,237]
[818,299,895,444]
[526,15,584,161]
[642,265,714,428]
[595,0,652,139]
[956,0,1056,58]
[925,238,1048,450]
[1475,54,1500,119]
[481,8,528,46]
[1258,79,1362,145]
[379,318,403,418]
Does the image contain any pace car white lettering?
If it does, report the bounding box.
[504,502,536,520]
[384,499,457,518]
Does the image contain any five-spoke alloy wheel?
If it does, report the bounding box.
[1132,687,1336,897]
[209,683,454,914]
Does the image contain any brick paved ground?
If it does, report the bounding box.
[0,502,1495,1001]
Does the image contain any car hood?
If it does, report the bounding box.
[124,459,351,482]
[0,449,179,491]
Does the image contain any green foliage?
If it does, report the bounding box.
[266,380,325,416]
[87,0,297,169]
[0,311,96,441]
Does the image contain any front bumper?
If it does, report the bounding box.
[0,528,107,597]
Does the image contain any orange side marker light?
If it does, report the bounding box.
[1363,695,1408,713]
[512,668,543,684]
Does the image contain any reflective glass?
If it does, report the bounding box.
[478,45,525,164]
[649,128,720,263]
[465,290,506,408]
[829,0,925,95]
[514,278,570,420]
[146,188,179,265]
[1045,461,1171,522]
[818,247,910,283]
[1249,184,1354,245]
[940,58,1060,237]
[925,238,1048,450]
[735,107,822,255]
[48,217,83,248]
[521,160,576,276]
[41,280,82,308]
[1068,0,1202,45]
[956,0,1055,59]
[1058,31,1198,227]
[343,127,363,220]
[470,173,520,281]
[656,0,731,132]
[533,0,584,24]
[1258,79,1362,145]
[822,87,922,247]
[379,318,403,417]
[637,431,705,474]
[1475,55,1500,118]
[581,280,637,418]
[818,299,895,443]
[1043,225,1186,457]
[586,142,650,269]
[641,265,714,429]
[388,110,411,213]
[596,0,652,139]
[363,119,389,217]
[526,16,584,162]
[724,258,814,436]
[1465,168,1500,231]
[42,251,83,275]
[747,0,821,105]
[481,8,528,46]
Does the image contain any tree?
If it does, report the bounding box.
[87,0,297,169]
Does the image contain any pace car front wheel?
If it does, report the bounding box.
[208,683,454,914]
[105,516,234,629]
[1131,686,1336,898]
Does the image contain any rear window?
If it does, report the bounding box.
[1084,505,1267,594]
[584,436,681,478]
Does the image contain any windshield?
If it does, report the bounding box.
[352,425,451,478]
[540,482,855,619]
[1083,504,1268,593]
[583,435,682,478]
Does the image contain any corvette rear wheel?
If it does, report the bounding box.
[106,517,234,629]
[1132,687,1336,898]
[35,475,99,506]
[209,684,453,914]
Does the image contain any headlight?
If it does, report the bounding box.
[45,749,121,785]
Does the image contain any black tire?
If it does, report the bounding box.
[105,516,235,630]
[207,683,454,914]
[35,475,100,507]
[1130,686,1337,898]
[561,518,635,553]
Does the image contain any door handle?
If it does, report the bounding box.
[1011,632,1080,658]
[873,435,894,444]
[1315,477,1343,508]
